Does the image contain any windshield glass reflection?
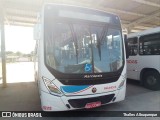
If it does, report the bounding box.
[45,23,123,74]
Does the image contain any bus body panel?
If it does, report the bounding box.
[39,63,126,96]
[39,63,127,111]
[127,27,160,38]
[40,83,126,111]
[38,56,126,111]
[127,55,160,80]
[137,55,160,80]
[35,3,127,111]
[127,27,160,81]
[127,56,139,80]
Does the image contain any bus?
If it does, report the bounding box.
[34,4,128,111]
[127,27,160,90]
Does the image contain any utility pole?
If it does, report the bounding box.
[0,2,7,87]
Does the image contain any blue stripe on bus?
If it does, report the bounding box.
[60,85,90,93]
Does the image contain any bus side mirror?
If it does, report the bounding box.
[124,34,129,59]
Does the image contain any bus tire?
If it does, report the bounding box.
[143,71,160,91]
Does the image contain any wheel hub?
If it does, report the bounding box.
[146,76,157,85]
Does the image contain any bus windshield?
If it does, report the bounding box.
[45,22,123,74]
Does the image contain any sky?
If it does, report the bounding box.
[5,25,36,54]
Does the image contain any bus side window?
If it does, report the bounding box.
[128,37,138,56]
[139,32,160,55]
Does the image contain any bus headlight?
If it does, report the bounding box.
[118,75,126,89]
[118,80,125,89]
[42,77,63,96]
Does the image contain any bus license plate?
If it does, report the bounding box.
[85,101,101,109]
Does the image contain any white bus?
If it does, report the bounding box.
[34,4,128,111]
[127,27,160,90]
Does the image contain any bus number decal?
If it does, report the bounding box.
[127,60,138,64]
[42,106,52,111]
[104,86,116,90]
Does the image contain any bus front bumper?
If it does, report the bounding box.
[40,85,126,111]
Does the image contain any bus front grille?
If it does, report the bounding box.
[68,94,115,108]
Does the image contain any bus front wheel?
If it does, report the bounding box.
[143,71,160,91]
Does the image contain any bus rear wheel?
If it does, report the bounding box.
[143,71,160,91]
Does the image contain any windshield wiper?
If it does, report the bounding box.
[70,24,79,64]
[96,31,101,61]
[75,44,78,64]
[96,25,108,61]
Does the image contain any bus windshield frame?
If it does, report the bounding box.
[43,4,125,85]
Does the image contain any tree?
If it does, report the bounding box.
[6,51,14,55]
[15,51,22,56]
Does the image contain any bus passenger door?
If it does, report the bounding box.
[127,56,139,80]
[127,37,139,80]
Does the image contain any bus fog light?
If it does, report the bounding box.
[42,77,62,96]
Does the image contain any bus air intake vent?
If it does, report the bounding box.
[68,94,115,108]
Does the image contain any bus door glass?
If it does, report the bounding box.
[127,37,138,80]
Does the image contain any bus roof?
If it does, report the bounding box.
[43,3,121,25]
[127,26,160,38]
[44,3,119,17]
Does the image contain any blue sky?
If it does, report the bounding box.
[5,25,36,54]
